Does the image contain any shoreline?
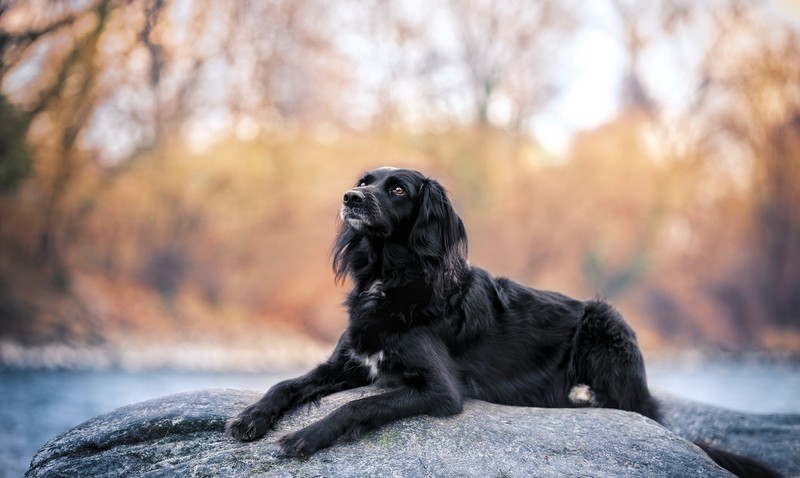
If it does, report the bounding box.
[0,338,332,373]
[1,339,797,373]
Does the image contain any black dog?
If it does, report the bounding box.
[227,167,779,478]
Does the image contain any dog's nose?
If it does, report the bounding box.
[343,189,365,206]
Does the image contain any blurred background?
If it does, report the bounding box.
[1,0,799,475]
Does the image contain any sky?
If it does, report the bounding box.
[4,0,800,160]
[534,0,800,155]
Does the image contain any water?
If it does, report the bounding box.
[2,361,798,478]
[647,359,800,415]
[0,370,295,478]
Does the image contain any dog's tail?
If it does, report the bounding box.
[645,390,780,476]
[650,400,782,477]
[693,441,782,478]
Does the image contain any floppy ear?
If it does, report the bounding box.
[409,178,468,264]
[332,220,357,284]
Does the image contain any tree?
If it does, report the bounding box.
[0,0,348,280]
[0,0,352,343]
[444,0,578,129]
[689,1,800,327]
[347,0,576,131]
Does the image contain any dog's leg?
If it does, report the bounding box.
[278,334,462,456]
[277,383,462,456]
[226,337,369,441]
[574,301,659,420]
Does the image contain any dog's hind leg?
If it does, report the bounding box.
[573,301,782,478]
[572,300,659,421]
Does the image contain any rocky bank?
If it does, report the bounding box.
[25,387,799,477]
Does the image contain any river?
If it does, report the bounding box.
[2,359,798,478]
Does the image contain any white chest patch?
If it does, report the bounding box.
[360,351,385,379]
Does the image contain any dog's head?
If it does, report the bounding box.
[334,167,467,284]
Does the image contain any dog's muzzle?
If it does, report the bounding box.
[341,189,369,229]
[343,189,365,207]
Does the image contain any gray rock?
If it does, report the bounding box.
[658,394,799,476]
[25,388,797,478]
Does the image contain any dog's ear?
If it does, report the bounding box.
[332,220,357,284]
[409,178,467,264]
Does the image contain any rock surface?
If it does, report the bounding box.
[26,387,798,478]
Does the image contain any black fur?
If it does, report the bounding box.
[226,167,780,478]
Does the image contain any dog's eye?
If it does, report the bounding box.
[391,186,406,196]
[358,181,366,187]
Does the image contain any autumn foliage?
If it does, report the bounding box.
[1,0,798,359]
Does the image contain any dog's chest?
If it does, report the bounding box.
[347,279,433,379]
[348,321,392,378]
[352,278,432,315]
[352,350,385,379]
[347,315,399,380]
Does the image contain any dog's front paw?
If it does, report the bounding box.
[225,406,274,441]
[276,428,331,457]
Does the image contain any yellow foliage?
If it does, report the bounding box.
[1,119,797,353]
